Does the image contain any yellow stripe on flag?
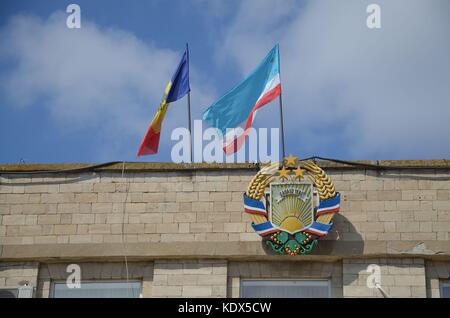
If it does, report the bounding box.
[150,101,168,134]
[150,81,172,134]
[137,81,172,156]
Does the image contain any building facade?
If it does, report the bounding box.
[0,160,450,298]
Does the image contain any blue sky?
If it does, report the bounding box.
[1,0,449,164]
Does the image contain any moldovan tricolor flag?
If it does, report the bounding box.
[137,47,190,156]
[202,45,281,154]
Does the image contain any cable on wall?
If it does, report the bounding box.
[120,161,132,298]
[0,161,122,175]
[1,157,448,176]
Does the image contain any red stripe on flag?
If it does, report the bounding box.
[254,83,282,109]
[223,84,281,155]
[136,126,161,156]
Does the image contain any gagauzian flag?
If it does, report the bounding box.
[202,45,281,154]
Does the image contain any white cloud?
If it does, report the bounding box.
[0,12,214,160]
[214,0,450,159]
[2,2,449,162]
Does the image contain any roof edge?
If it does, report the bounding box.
[1,160,450,173]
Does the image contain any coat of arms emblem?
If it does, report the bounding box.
[243,155,341,255]
[269,182,314,234]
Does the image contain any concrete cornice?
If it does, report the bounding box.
[1,159,450,173]
[1,241,449,262]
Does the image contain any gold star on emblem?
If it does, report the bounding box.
[278,166,289,180]
[294,167,305,180]
[285,154,298,166]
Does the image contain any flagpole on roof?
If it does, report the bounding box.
[187,91,193,163]
[186,43,193,163]
[279,92,286,159]
[277,45,286,159]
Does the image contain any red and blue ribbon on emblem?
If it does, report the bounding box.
[243,193,340,237]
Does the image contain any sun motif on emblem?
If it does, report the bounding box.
[243,155,341,255]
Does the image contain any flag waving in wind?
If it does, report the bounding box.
[137,46,190,156]
[202,45,281,154]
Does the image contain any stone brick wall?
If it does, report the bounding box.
[343,258,426,297]
[0,170,256,245]
[0,262,39,289]
[152,260,227,297]
[1,167,449,248]
[1,162,450,298]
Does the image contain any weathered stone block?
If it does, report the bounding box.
[88,224,111,234]
[72,213,95,224]
[2,215,26,225]
[38,215,60,225]
[54,224,77,235]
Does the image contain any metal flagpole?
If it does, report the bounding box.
[186,43,193,163]
[277,45,286,159]
[279,94,286,159]
[187,91,193,163]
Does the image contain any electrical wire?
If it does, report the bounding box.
[299,156,386,169]
[0,161,122,175]
[120,161,132,298]
[300,156,449,170]
[0,157,448,176]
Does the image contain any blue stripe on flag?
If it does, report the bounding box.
[202,45,280,135]
[166,46,190,103]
